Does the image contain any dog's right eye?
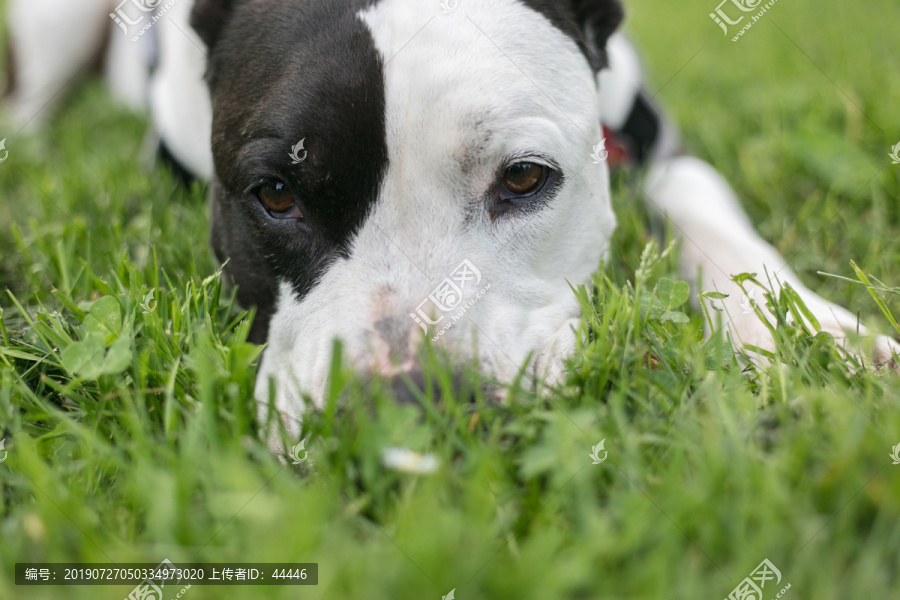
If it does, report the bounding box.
[501,162,549,198]
[257,181,303,219]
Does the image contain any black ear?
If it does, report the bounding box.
[190,0,238,50]
[572,0,625,70]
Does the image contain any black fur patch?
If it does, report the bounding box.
[191,0,237,52]
[619,93,662,165]
[195,0,388,343]
[2,36,17,98]
[520,0,625,70]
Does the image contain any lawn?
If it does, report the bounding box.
[2,0,900,598]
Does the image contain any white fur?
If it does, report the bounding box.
[597,33,642,130]
[104,25,150,112]
[255,0,617,434]
[147,0,214,179]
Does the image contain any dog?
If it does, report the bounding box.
[5,0,898,452]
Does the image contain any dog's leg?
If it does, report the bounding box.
[104,20,150,113]
[598,34,899,366]
[644,156,899,364]
[146,0,214,180]
[6,0,110,130]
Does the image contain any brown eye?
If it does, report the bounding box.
[259,181,302,218]
[501,162,548,197]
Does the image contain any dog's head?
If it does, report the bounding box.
[191,0,624,434]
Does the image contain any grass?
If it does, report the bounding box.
[2,0,900,598]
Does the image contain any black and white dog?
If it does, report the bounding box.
[6,0,898,449]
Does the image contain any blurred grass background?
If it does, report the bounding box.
[1,0,899,599]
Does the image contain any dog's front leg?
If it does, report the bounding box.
[643,156,899,366]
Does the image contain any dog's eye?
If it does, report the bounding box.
[501,162,549,198]
[258,181,303,219]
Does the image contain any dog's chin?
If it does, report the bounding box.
[253,301,588,454]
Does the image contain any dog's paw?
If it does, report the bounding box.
[725,290,899,371]
[809,305,900,370]
[874,335,900,370]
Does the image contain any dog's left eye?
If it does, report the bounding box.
[501,162,550,198]
[257,181,303,219]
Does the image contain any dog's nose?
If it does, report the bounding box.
[373,313,415,358]
[370,311,475,405]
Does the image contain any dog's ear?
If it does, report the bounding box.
[190,0,238,50]
[571,0,625,70]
